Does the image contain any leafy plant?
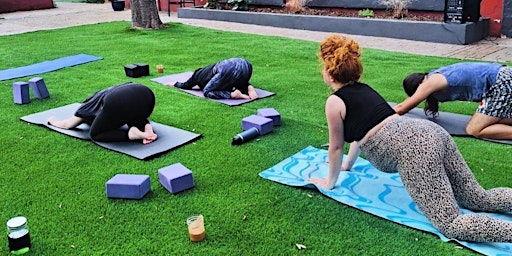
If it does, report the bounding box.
[379,0,413,19]
[285,0,310,13]
[358,8,375,18]
[228,0,250,11]
[204,0,219,9]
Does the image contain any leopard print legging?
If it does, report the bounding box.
[360,116,512,242]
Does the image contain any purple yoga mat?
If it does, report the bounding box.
[151,71,275,106]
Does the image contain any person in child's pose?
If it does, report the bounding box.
[393,62,512,140]
[168,58,258,99]
[48,83,157,144]
[308,34,512,242]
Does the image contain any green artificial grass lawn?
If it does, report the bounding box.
[1,21,512,256]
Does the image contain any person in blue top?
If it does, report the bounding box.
[168,58,259,100]
[393,62,512,140]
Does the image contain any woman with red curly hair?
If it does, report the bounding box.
[308,34,512,242]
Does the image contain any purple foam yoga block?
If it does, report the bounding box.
[28,77,50,99]
[242,115,273,135]
[158,163,195,194]
[257,108,281,126]
[13,82,30,104]
[106,174,150,199]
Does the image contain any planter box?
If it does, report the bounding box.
[112,0,126,11]
[0,0,54,13]
[504,0,512,38]
[177,8,489,45]
[218,0,284,5]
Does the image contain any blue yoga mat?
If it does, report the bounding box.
[259,146,512,256]
[0,54,103,81]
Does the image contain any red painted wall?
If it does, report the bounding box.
[0,0,54,14]
[481,0,503,36]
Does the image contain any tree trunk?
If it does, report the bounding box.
[130,0,166,29]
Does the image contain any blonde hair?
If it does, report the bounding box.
[318,34,362,84]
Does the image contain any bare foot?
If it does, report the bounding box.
[248,90,259,99]
[231,90,250,99]
[166,81,177,87]
[142,124,157,144]
[128,126,145,140]
[129,126,158,144]
[143,133,157,144]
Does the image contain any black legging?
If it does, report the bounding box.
[89,84,155,142]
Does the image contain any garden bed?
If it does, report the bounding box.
[0,0,54,13]
[248,6,445,22]
[177,7,490,45]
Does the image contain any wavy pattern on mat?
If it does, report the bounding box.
[259,146,512,256]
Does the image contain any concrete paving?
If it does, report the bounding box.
[1,2,512,62]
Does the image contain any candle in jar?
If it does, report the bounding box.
[7,216,31,254]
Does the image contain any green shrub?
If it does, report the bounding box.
[358,8,375,17]
[228,0,250,11]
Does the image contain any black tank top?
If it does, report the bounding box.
[333,82,395,142]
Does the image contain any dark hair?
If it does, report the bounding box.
[424,96,439,118]
[402,73,426,97]
[402,72,439,118]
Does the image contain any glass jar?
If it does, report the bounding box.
[156,64,164,73]
[186,215,205,242]
[6,216,31,254]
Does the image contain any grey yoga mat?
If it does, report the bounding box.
[322,103,512,147]
[387,102,512,145]
[20,103,202,160]
[151,71,275,106]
